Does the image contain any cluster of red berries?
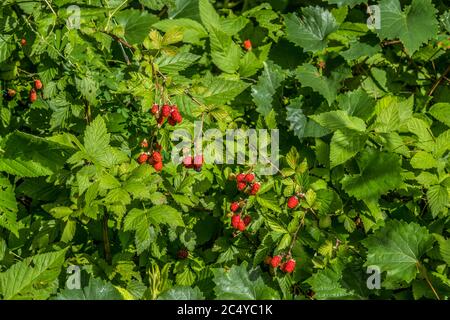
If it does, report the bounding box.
[265,255,296,274]
[30,79,42,103]
[137,139,164,171]
[182,154,204,172]
[233,172,260,195]
[230,201,251,232]
[151,103,182,126]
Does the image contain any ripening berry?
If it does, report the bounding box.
[283,259,296,273]
[249,182,260,195]
[152,151,162,163]
[20,38,26,46]
[243,39,252,51]
[29,88,37,102]
[237,182,247,191]
[245,173,255,183]
[243,215,251,226]
[137,153,148,164]
[177,249,189,260]
[264,256,272,265]
[140,139,149,148]
[161,104,171,117]
[154,143,162,151]
[237,220,246,231]
[230,202,240,212]
[231,214,241,229]
[34,79,43,90]
[236,173,246,183]
[171,110,182,123]
[157,115,165,125]
[287,196,299,209]
[168,117,177,126]
[193,155,204,168]
[183,156,194,168]
[270,255,282,268]
[151,103,159,114]
[7,89,16,97]
[153,161,163,171]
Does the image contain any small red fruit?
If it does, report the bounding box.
[151,103,159,114]
[243,215,251,226]
[171,110,182,123]
[231,214,241,229]
[168,117,177,126]
[283,259,296,273]
[243,39,252,51]
[177,249,189,260]
[152,151,162,163]
[157,115,165,125]
[237,220,246,232]
[245,173,255,183]
[193,155,204,167]
[249,182,260,195]
[183,156,194,168]
[161,104,171,117]
[29,88,37,102]
[230,202,240,212]
[34,79,42,90]
[20,38,26,46]
[153,161,163,171]
[236,173,246,182]
[287,196,299,209]
[270,255,282,268]
[237,182,247,191]
[137,153,148,164]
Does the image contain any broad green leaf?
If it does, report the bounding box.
[0,249,67,300]
[116,9,158,44]
[429,103,450,127]
[330,130,367,168]
[410,151,437,169]
[377,0,438,54]
[155,52,200,74]
[363,220,434,286]
[213,264,280,299]
[310,110,366,132]
[0,176,18,236]
[284,6,338,53]
[341,150,402,202]
[158,286,205,300]
[251,61,285,116]
[55,277,122,300]
[427,185,449,218]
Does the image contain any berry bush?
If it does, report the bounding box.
[0,0,449,300]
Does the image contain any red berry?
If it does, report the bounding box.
[152,151,162,163]
[287,196,299,209]
[193,155,204,168]
[183,156,194,168]
[243,215,251,226]
[236,173,246,182]
[237,220,246,231]
[171,110,183,123]
[231,214,241,229]
[153,161,163,171]
[20,38,26,46]
[29,88,37,102]
[137,153,148,164]
[161,104,171,117]
[230,202,240,212]
[237,182,247,191]
[270,255,282,268]
[249,182,260,195]
[243,39,252,51]
[245,173,255,183]
[34,79,42,90]
[177,249,189,260]
[140,139,149,148]
[151,103,159,114]
[157,115,165,125]
[283,259,296,273]
[168,117,177,126]
[170,105,179,112]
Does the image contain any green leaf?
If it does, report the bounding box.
[213,263,280,299]
[251,61,285,116]
[363,220,434,286]
[155,52,200,74]
[0,249,67,300]
[295,64,351,105]
[199,0,221,32]
[310,110,366,132]
[158,286,205,300]
[429,103,450,127]
[341,150,402,202]
[284,6,338,53]
[427,185,449,218]
[147,205,184,227]
[55,277,122,300]
[330,130,367,168]
[286,97,307,139]
[116,9,158,44]
[0,176,18,236]
[410,151,437,169]
[197,77,249,105]
[326,0,366,7]
[377,0,439,54]
[83,116,112,166]
[0,35,14,64]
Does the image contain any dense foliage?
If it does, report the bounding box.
[0,0,449,300]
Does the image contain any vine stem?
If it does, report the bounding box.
[428,65,450,96]
[418,262,440,300]
[287,217,304,256]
